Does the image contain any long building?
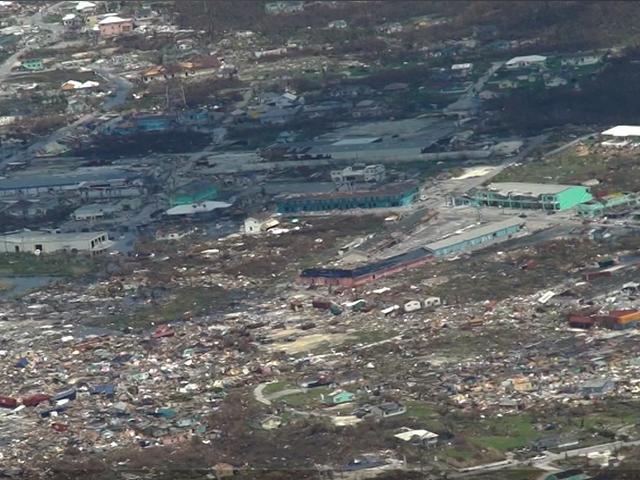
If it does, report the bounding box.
[577,192,639,218]
[299,248,432,287]
[0,168,141,198]
[0,230,112,255]
[276,181,418,214]
[424,218,525,257]
[299,218,526,286]
[457,182,592,211]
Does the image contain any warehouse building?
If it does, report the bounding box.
[0,230,111,255]
[169,180,218,207]
[458,182,592,211]
[425,218,526,257]
[299,219,526,286]
[299,248,432,287]
[0,168,141,198]
[330,164,386,184]
[577,192,639,218]
[277,182,418,213]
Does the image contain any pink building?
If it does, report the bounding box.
[98,16,133,38]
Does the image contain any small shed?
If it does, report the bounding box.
[324,391,355,405]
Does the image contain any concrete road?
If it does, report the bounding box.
[0,3,65,81]
[96,68,133,110]
[445,61,504,114]
[450,439,640,477]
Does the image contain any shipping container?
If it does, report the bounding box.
[598,258,616,268]
[583,270,613,281]
[22,393,50,407]
[568,315,594,329]
[312,299,332,310]
[0,396,17,409]
[52,388,77,402]
[404,300,422,313]
[609,310,640,324]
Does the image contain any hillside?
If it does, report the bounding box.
[172,1,640,50]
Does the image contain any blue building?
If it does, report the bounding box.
[277,182,418,213]
[135,115,173,132]
[424,218,525,257]
[580,378,615,397]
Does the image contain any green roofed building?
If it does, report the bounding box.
[276,181,418,214]
[457,182,592,211]
[170,180,217,207]
[577,192,640,218]
[544,469,589,480]
[21,58,44,71]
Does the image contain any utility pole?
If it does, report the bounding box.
[202,0,215,41]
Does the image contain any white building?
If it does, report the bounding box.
[155,227,196,241]
[505,55,547,70]
[330,164,386,184]
[72,203,119,221]
[243,214,280,235]
[394,428,439,446]
[165,201,231,216]
[560,53,602,67]
[423,296,441,308]
[0,230,111,255]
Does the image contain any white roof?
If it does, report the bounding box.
[394,429,439,442]
[75,1,96,11]
[166,201,231,216]
[425,218,525,252]
[505,55,547,65]
[0,230,107,243]
[451,63,473,70]
[601,125,640,137]
[486,182,577,196]
[62,80,100,89]
[332,137,382,146]
[62,13,77,21]
[98,15,132,25]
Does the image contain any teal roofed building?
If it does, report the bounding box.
[21,58,44,71]
[424,218,525,257]
[577,192,639,218]
[458,182,592,211]
[170,180,218,207]
[544,469,589,480]
[276,182,418,214]
[324,391,355,405]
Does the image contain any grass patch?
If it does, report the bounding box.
[280,386,332,408]
[471,415,538,452]
[405,402,439,421]
[6,69,100,84]
[0,253,95,277]
[348,329,396,346]
[493,148,640,193]
[473,468,542,480]
[101,285,245,329]
[263,381,294,396]
[42,13,62,23]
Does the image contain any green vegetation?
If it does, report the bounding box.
[493,148,640,193]
[0,253,96,277]
[279,386,333,408]
[103,285,243,328]
[5,69,99,84]
[348,329,397,346]
[42,13,62,24]
[473,469,542,480]
[263,381,294,396]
